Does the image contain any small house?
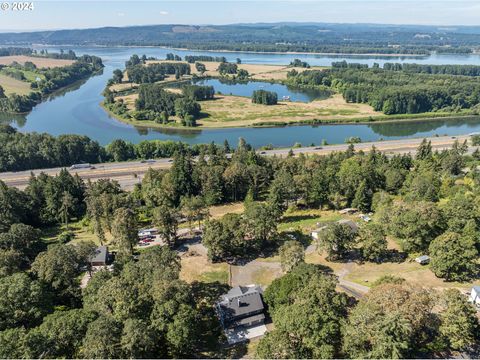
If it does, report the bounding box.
[90,246,109,267]
[415,255,430,265]
[469,286,480,306]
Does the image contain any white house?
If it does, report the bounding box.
[469,286,480,306]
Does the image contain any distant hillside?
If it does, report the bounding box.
[1,23,479,54]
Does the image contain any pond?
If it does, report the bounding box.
[185,78,330,103]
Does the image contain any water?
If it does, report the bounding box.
[2,45,480,147]
[181,78,329,103]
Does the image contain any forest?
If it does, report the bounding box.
[286,62,480,115]
[0,135,479,358]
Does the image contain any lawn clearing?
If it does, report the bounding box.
[0,73,32,95]
[146,60,326,81]
[180,253,229,284]
[209,202,244,219]
[0,55,74,68]
[114,92,379,129]
[279,208,345,232]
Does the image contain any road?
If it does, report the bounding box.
[0,134,475,190]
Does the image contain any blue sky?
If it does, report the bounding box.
[1,1,480,31]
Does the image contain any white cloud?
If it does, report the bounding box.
[117,12,125,17]
[159,10,169,15]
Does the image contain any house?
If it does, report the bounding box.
[216,285,267,344]
[311,219,359,240]
[415,255,430,265]
[469,286,480,306]
[337,219,359,233]
[90,246,109,267]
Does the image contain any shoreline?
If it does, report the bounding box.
[101,101,477,132]
[28,43,436,58]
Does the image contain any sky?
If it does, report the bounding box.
[1,1,480,32]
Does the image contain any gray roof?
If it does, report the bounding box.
[337,219,359,232]
[217,285,264,323]
[416,255,430,261]
[90,246,108,264]
[472,286,480,293]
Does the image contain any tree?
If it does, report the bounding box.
[111,207,138,256]
[429,232,478,281]
[202,214,246,262]
[59,191,74,229]
[105,139,135,162]
[343,283,435,359]
[439,289,479,351]
[244,201,278,249]
[279,240,305,272]
[174,97,201,123]
[153,203,179,248]
[317,222,356,261]
[112,69,124,84]
[359,223,388,262]
[29,309,97,358]
[0,223,42,265]
[121,318,157,358]
[257,272,348,359]
[180,195,208,232]
[352,179,373,211]
[416,139,433,161]
[0,273,52,331]
[380,200,443,252]
[31,243,92,304]
[81,316,122,359]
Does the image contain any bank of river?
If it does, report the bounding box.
[2,46,480,147]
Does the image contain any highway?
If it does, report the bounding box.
[0,134,475,190]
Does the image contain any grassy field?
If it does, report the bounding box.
[0,73,32,95]
[180,253,229,284]
[0,55,74,68]
[114,93,380,128]
[145,60,326,81]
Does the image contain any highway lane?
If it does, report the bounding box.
[0,134,475,190]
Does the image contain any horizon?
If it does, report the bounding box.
[1,1,480,32]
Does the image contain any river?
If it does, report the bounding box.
[2,46,480,147]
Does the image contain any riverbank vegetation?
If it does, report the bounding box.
[0,52,103,114]
[0,137,479,357]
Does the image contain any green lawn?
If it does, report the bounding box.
[279,208,343,232]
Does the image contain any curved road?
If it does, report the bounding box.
[0,134,475,190]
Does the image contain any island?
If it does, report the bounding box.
[102,54,480,129]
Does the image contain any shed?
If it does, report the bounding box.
[415,255,430,265]
[469,286,480,306]
[90,246,109,267]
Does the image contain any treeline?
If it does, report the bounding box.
[286,63,480,115]
[252,89,278,105]
[0,125,221,171]
[0,47,77,60]
[32,55,104,95]
[124,55,191,84]
[383,62,480,76]
[182,84,215,100]
[0,55,103,113]
[184,55,227,63]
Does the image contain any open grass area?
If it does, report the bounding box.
[113,93,380,129]
[180,254,229,284]
[0,55,74,68]
[0,73,32,95]
[279,208,345,232]
[145,60,326,81]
